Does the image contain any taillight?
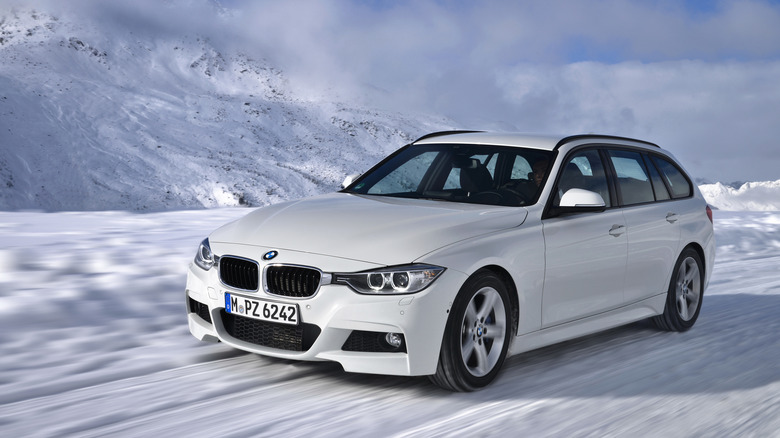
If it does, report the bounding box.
[706,205,713,223]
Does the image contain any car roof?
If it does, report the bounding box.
[412,131,659,151]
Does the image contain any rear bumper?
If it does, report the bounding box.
[703,231,716,292]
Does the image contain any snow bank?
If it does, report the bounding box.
[699,180,780,211]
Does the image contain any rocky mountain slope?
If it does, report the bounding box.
[0,9,451,211]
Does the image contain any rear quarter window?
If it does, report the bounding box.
[651,156,692,198]
[644,155,671,201]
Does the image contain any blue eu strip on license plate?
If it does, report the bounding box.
[225,292,299,325]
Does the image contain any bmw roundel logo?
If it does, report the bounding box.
[263,250,279,261]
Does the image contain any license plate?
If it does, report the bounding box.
[225,293,299,325]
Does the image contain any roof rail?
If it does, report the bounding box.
[556,134,660,149]
[413,130,484,143]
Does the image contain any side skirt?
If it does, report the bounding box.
[508,293,666,356]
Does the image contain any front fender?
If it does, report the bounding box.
[415,215,545,336]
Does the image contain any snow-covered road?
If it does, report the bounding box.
[1,209,778,437]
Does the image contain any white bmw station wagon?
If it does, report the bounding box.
[185,131,714,391]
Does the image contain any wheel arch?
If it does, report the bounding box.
[662,242,707,296]
[429,264,518,391]
[682,241,706,279]
[473,265,520,337]
[653,242,706,331]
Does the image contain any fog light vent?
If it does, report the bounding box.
[341,330,406,353]
[188,297,213,324]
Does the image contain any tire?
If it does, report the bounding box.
[653,248,704,332]
[429,271,512,392]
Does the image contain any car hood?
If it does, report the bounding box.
[209,193,528,266]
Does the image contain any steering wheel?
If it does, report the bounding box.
[472,189,526,206]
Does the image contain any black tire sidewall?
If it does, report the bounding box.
[442,271,512,390]
[665,248,704,331]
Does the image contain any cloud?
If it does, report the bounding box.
[227,0,780,181]
[494,60,780,182]
[2,0,779,181]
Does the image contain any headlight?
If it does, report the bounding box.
[333,264,445,294]
[194,238,215,270]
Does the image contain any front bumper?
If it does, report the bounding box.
[185,245,466,376]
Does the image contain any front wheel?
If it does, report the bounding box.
[653,248,704,331]
[429,271,512,391]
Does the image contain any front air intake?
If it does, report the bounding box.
[221,311,321,351]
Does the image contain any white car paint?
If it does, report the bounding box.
[541,208,628,326]
[208,193,528,266]
[185,131,715,390]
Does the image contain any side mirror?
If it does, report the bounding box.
[548,188,607,217]
[341,173,361,189]
[559,188,606,208]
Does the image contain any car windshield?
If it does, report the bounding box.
[344,144,553,207]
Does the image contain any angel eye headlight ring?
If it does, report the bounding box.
[333,264,445,295]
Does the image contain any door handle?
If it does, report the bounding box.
[666,212,679,223]
[609,224,626,237]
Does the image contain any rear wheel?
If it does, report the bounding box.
[653,248,704,331]
[430,271,512,391]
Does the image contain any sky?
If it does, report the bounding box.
[4,0,780,182]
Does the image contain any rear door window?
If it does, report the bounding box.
[608,150,655,206]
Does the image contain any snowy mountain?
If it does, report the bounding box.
[700,180,780,211]
[3,8,778,213]
[0,8,452,211]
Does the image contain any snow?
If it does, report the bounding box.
[0,9,452,212]
[1,5,779,437]
[700,180,780,211]
[0,208,778,437]
[4,9,778,214]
